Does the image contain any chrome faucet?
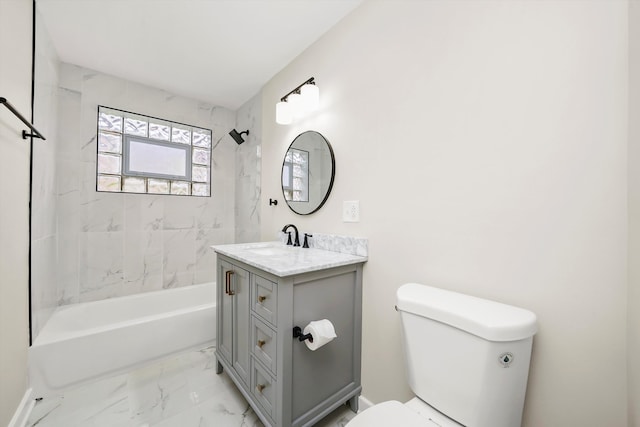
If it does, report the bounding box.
[281,224,300,247]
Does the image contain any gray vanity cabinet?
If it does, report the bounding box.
[217,259,251,387]
[215,253,364,427]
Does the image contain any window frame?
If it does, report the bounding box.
[96,105,212,197]
[122,135,192,181]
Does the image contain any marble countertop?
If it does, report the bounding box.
[211,241,367,277]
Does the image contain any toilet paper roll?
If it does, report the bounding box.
[303,319,337,351]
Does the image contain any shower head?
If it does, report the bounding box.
[229,129,249,145]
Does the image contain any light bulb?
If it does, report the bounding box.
[275,101,292,125]
[288,93,305,119]
[301,83,319,111]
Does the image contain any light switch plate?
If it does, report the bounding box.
[343,200,360,222]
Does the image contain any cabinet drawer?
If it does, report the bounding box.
[251,358,277,420]
[251,316,277,375]
[252,274,277,325]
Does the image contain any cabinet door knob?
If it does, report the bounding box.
[257,339,266,348]
[256,383,266,393]
[258,295,267,303]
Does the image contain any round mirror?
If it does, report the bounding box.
[281,130,335,215]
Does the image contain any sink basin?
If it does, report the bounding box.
[246,247,290,256]
[244,243,297,257]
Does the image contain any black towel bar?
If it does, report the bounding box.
[0,96,46,140]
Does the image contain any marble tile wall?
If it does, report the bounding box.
[277,232,369,257]
[55,63,238,305]
[307,233,369,257]
[31,10,60,338]
[234,93,262,243]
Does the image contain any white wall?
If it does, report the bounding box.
[261,1,628,425]
[629,2,640,425]
[0,0,32,424]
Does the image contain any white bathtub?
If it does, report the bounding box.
[29,283,216,398]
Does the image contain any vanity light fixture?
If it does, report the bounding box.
[275,77,319,125]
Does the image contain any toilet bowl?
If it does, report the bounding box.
[346,283,537,427]
[347,398,461,427]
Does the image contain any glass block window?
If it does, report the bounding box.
[282,148,309,202]
[97,106,212,196]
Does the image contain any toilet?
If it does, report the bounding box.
[347,283,537,427]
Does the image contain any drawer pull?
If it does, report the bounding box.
[256,383,266,393]
[258,295,267,303]
[225,270,235,296]
[257,339,266,348]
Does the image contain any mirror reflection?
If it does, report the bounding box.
[281,131,335,215]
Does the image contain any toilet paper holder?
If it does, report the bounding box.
[292,326,313,343]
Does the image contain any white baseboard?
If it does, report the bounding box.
[357,395,374,412]
[8,388,34,427]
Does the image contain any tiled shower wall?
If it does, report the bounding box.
[235,93,262,243]
[31,10,59,336]
[31,35,262,340]
[54,63,239,308]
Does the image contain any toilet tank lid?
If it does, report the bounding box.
[396,283,538,342]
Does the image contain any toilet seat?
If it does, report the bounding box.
[346,399,462,427]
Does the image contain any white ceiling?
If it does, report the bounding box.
[36,0,362,110]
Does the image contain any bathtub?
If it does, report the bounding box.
[29,283,216,398]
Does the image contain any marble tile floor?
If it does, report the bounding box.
[26,346,356,427]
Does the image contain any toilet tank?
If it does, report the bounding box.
[396,283,537,427]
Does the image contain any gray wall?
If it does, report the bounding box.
[0,0,31,424]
